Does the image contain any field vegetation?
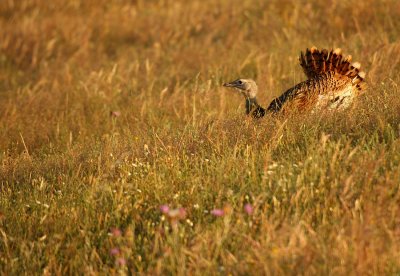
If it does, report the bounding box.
[1,0,400,274]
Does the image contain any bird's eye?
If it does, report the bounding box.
[238,80,243,84]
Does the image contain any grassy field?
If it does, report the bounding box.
[1,0,400,274]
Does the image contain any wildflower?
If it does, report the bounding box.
[244,203,253,215]
[110,227,122,237]
[268,163,278,169]
[110,111,121,117]
[186,219,194,227]
[211,209,224,217]
[159,205,170,214]
[116,257,126,266]
[168,208,186,220]
[110,248,120,256]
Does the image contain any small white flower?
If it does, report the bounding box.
[268,163,278,169]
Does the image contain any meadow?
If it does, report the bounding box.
[1,0,400,274]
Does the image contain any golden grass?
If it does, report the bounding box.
[1,0,400,274]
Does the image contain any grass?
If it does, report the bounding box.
[1,0,400,274]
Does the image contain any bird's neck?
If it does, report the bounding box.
[245,97,259,114]
[245,97,266,118]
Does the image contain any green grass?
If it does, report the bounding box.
[1,0,400,274]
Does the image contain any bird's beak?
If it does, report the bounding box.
[223,82,236,88]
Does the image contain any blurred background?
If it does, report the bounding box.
[1,0,399,152]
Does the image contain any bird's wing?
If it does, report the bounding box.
[266,72,354,113]
[266,81,311,113]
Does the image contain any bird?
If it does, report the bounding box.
[223,47,366,118]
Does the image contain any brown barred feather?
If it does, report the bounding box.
[326,50,334,72]
[299,47,366,89]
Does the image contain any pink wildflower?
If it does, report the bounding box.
[168,207,186,219]
[110,227,122,237]
[211,209,224,217]
[110,111,121,117]
[244,203,253,215]
[110,248,120,256]
[116,257,126,266]
[160,205,170,214]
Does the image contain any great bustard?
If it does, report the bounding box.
[223,47,366,118]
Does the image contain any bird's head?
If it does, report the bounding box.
[223,79,258,99]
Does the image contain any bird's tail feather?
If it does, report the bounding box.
[299,47,366,90]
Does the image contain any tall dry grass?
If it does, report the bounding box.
[1,0,400,274]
